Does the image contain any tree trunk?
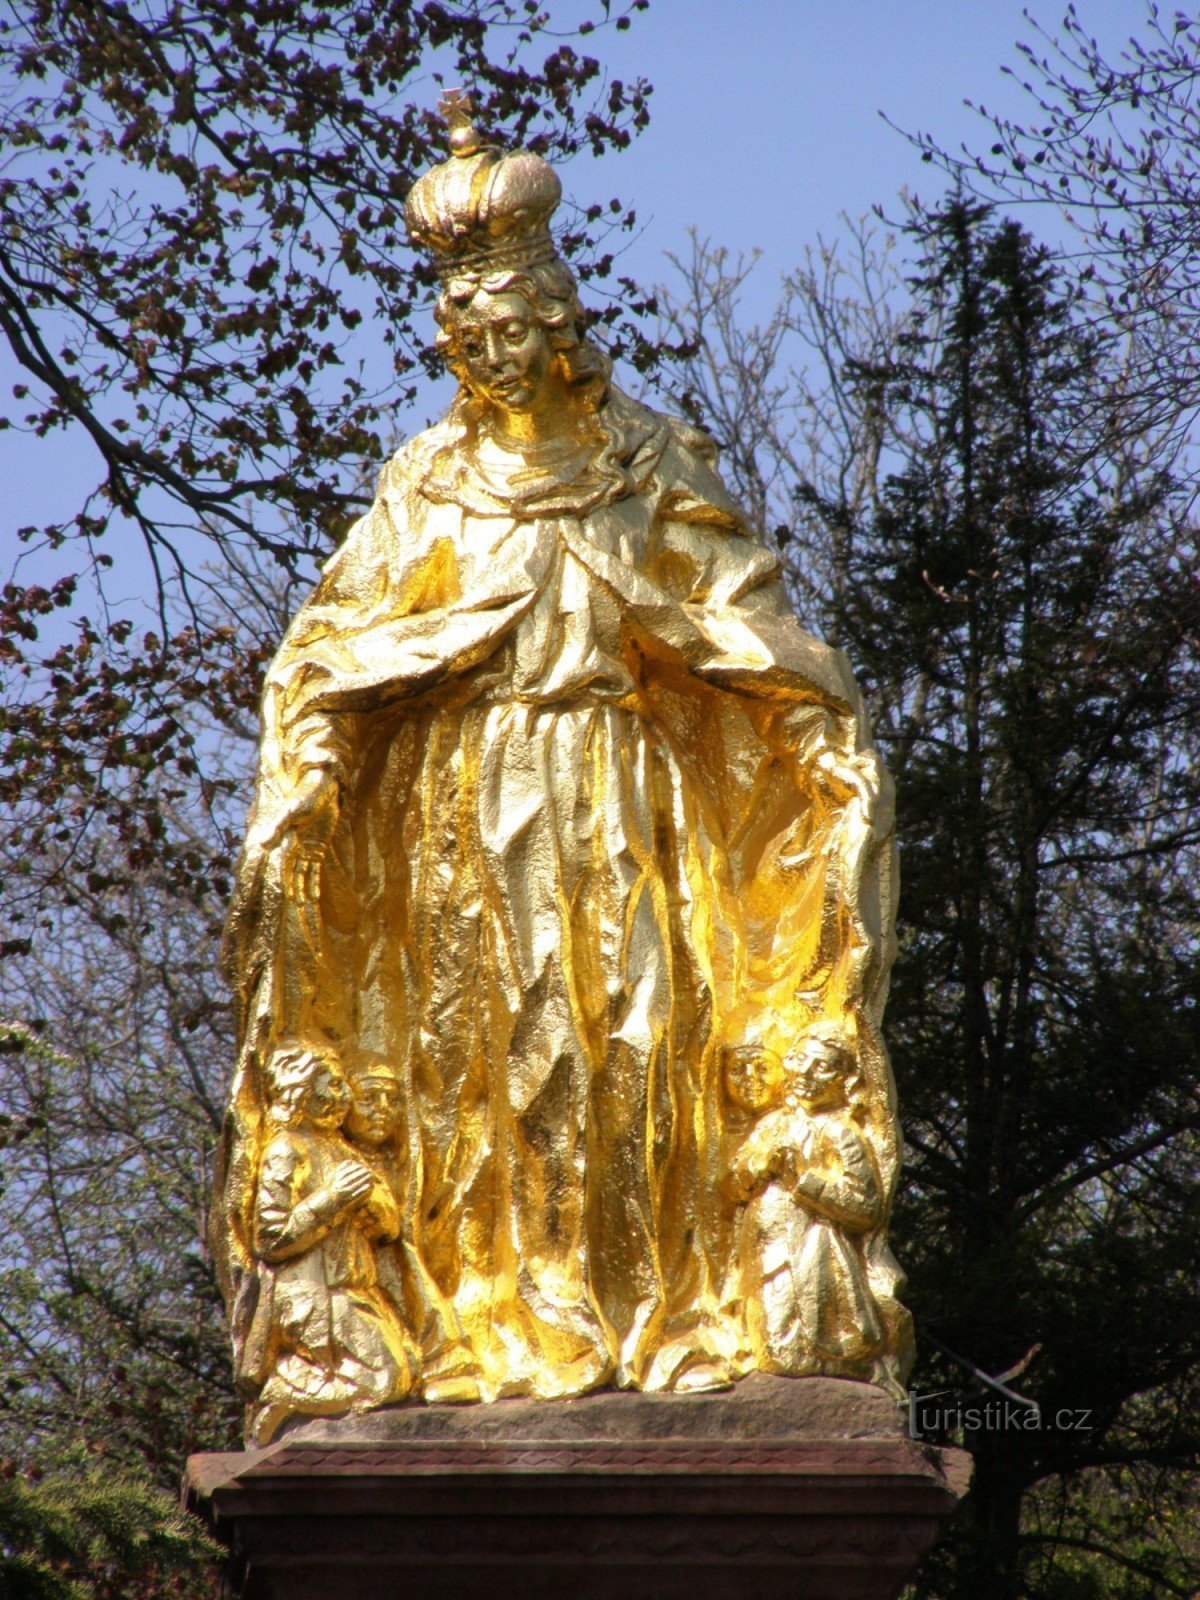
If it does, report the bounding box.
[959,1433,1027,1600]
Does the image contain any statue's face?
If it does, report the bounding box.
[723,1046,784,1114]
[454,289,554,414]
[304,1061,351,1128]
[344,1075,402,1146]
[792,1038,847,1110]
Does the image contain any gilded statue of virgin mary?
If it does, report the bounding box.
[213,96,913,1441]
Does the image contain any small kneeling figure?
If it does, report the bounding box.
[727,1023,886,1381]
[341,1052,485,1405]
[243,1039,419,1442]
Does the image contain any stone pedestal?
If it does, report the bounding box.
[186,1375,969,1600]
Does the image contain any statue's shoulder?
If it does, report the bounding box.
[313,424,451,588]
[662,409,723,468]
[379,416,459,496]
[606,386,748,535]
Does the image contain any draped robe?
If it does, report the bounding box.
[216,387,910,1403]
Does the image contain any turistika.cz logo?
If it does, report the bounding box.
[909,1390,1094,1437]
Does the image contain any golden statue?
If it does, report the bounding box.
[213,95,913,1443]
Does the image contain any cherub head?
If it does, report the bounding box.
[723,1044,785,1116]
[343,1055,403,1148]
[263,1038,349,1129]
[786,1021,859,1112]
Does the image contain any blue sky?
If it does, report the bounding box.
[586,4,1041,268]
[562,0,1135,299]
[2,0,1140,563]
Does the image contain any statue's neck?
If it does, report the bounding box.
[473,374,594,450]
[488,407,558,447]
[425,383,654,518]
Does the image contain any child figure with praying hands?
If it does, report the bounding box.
[726,1023,890,1386]
[240,1039,419,1442]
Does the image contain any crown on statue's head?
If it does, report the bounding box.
[405,91,563,281]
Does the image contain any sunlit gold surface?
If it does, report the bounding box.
[213,105,913,1443]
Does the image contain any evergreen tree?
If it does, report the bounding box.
[834,199,1200,1600]
[0,1466,216,1600]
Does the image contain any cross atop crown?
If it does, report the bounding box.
[437,88,483,157]
[437,87,472,126]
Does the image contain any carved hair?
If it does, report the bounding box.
[263,1038,344,1124]
[804,1018,857,1064]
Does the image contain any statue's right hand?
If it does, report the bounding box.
[267,769,340,904]
[329,1160,375,1209]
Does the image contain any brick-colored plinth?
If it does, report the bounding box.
[185,1376,969,1600]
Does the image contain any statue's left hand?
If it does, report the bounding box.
[814,747,878,812]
